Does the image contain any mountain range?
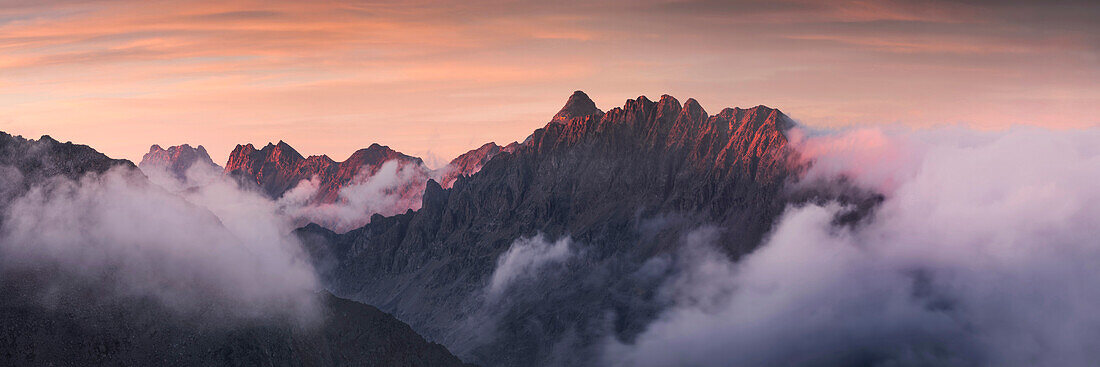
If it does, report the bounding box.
[297,91,810,366]
[0,131,472,366]
[0,91,873,366]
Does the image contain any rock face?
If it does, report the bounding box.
[552,90,603,123]
[138,144,221,180]
[300,92,799,366]
[438,142,518,188]
[0,132,472,367]
[224,141,426,202]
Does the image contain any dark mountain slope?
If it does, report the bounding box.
[300,92,798,366]
[0,273,469,367]
[0,132,472,367]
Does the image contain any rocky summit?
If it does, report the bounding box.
[139,143,221,180]
[224,141,425,202]
[551,90,604,123]
[438,142,519,189]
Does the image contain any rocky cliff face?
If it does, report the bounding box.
[300,91,800,366]
[138,144,221,180]
[224,141,426,202]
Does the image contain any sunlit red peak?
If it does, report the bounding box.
[552,90,603,123]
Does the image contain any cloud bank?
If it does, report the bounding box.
[3,162,321,324]
[607,127,1100,366]
[488,234,575,298]
[275,160,428,232]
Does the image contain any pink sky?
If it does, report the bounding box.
[1,0,1097,166]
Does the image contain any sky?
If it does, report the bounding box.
[1,0,1097,166]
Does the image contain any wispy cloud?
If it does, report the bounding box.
[606,126,1100,366]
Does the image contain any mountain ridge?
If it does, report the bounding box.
[300,91,800,366]
[224,141,424,202]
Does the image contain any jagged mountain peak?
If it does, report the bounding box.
[147,143,206,154]
[476,141,500,150]
[529,94,793,161]
[305,154,336,163]
[438,141,516,188]
[235,143,256,153]
[139,143,221,180]
[348,143,423,167]
[656,94,681,109]
[271,140,304,159]
[552,90,603,123]
[224,139,427,203]
[680,97,706,116]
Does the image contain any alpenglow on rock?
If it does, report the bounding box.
[224,141,426,202]
[551,90,603,123]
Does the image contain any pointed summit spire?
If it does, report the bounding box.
[270,140,303,159]
[552,90,602,123]
[680,98,707,119]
